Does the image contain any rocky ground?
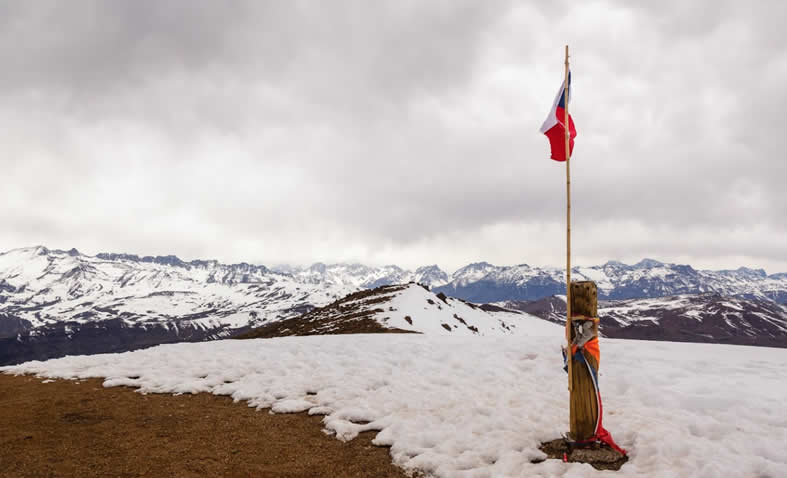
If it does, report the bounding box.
[537,438,628,471]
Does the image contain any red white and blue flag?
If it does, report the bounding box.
[540,71,576,162]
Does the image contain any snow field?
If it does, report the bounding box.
[3,335,786,477]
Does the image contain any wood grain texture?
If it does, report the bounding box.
[568,281,599,441]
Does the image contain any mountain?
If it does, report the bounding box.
[412,265,450,288]
[3,245,786,363]
[500,293,787,348]
[273,263,449,289]
[0,246,357,365]
[0,246,456,365]
[238,283,560,339]
[434,259,787,304]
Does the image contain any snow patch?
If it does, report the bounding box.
[4,335,786,477]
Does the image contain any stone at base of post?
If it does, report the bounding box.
[568,280,599,441]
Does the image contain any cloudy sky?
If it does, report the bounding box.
[2,0,786,273]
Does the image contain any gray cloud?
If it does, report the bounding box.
[1,0,786,273]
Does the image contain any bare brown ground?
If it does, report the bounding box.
[536,438,628,471]
[0,374,410,478]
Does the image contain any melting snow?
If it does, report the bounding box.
[3,335,786,477]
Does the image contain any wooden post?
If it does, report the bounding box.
[568,281,599,441]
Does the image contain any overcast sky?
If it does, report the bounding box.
[2,0,786,273]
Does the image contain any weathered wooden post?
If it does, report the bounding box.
[568,280,600,441]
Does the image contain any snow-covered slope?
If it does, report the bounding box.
[500,293,787,348]
[435,259,787,303]
[0,246,358,364]
[0,246,352,329]
[241,284,559,339]
[373,284,557,336]
[5,335,785,477]
[600,294,787,347]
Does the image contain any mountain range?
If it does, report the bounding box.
[433,260,787,304]
[502,294,787,348]
[273,258,787,305]
[2,245,786,364]
[0,246,349,364]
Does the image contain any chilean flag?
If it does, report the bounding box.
[540,71,576,162]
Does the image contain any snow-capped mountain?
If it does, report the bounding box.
[412,265,450,288]
[0,246,354,329]
[239,283,560,339]
[434,259,787,304]
[3,245,787,363]
[0,246,359,364]
[272,262,449,289]
[500,293,787,348]
[0,247,457,365]
[449,262,500,287]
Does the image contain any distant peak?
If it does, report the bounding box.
[634,258,664,268]
[144,255,185,267]
[96,252,141,262]
[604,260,627,267]
[96,252,187,268]
[270,264,299,274]
[736,267,767,277]
[47,247,82,257]
[414,265,448,279]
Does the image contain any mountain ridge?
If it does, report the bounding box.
[4,245,787,306]
[237,283,560,339]
[2,245,787,364]
[500,293,787,348]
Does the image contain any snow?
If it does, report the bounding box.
[599,295,787,337]
[602,296,697,325]
[451,262,500,286]
[3,247,786,338]
[286,262,448,289]
[4,335,786,477]
[572,267,614,291]
[371,284,561,336]
[0,246,355,330]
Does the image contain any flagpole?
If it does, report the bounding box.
[564,45,573,396]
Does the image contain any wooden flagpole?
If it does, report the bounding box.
[560,46,607,443]
[564,45,573,401]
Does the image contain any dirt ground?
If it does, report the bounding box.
[0,374,410,478]
[537,438,628,471]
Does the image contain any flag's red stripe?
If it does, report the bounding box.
[543,107,576,162]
